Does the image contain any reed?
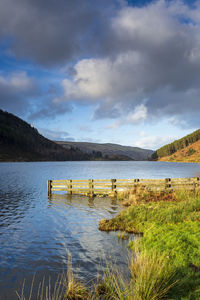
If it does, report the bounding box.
[130,250,177,300]
[17,250,177,300]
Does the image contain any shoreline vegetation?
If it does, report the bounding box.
[18,188,200,299]
[99,188,200,299]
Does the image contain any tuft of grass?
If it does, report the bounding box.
[130,250,177,300]
[17,254,90,300]
[16,274,66,300]
[95,264,132,299]
[17,251,178,300]
[117,231,129,240]
[119,187,177,207]
[94,251,177,300]
[64,253,89,300]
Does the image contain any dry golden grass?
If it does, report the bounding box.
[119,187,177,207]
[158,139,200,163]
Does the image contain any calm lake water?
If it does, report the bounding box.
[0,161,200,299]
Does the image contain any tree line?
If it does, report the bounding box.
[152,129,200,159]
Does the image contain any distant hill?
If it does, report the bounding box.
[56,141,153,161]
[0,109,90,162]
[0,109,153,162]
[152,129,200,162]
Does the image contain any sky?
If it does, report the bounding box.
[0,0,200,150]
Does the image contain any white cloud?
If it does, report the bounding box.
[0,71,35,92]
[135,134,178,150]
[61,52,142,102]
[57,0,200,127]
[127,104,147,123]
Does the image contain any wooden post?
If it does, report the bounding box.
[111,179,117,195]
[67,180,72,195]
[194,177,200,192]
[165,178,171,190]
[133,179,140,192]
[89,179,94,197]
[47,180,52,197]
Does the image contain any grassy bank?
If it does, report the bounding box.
[99,189,200,299]
[17,190,200,299]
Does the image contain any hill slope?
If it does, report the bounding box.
[0,110,89,162]
[158,139,200,162]
[152,129,200,162]
[56,141,153,161]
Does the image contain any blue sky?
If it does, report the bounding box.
[1,0,200,150]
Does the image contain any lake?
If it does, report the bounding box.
[0,161,200,299]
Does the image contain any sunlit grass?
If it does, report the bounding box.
[17,251,177,300]
[100,189,200,299]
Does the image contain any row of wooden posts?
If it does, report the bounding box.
[47,177,200,197]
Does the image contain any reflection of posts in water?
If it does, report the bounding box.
[67,193,72,203]
[47,193,119,210]
[88,197,94,208]
[47,193,72,205]
[110,196,117,206]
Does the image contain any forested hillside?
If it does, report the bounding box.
[57,141,153,161]
[152,129,200,160]
[0,109,153,162]
[0,110,89,161]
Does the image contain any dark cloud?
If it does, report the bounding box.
[0,71,39,116]
[28,100,72,121]
[1,0,200,129]
[0,72,72,121]
[58,1,200,128]
[0,0,117,65]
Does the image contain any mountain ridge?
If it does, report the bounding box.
[0,109,153,162]
[56,141,153,161]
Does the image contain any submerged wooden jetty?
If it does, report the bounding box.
[47,177,200,197]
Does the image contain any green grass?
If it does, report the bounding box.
[100,190,200,299]
[17,253,177,300]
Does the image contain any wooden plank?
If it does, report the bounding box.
[92,179,112,182]
[171,177,194,181]
[51,188,69,191]
[91,182,112,186]
[52,180,68,183]
[139,179,166,184]
[70,184,89,187]
[70,179,91,182]
[115,183,136,186]
[171,182,196,186]
[116,179,137,182]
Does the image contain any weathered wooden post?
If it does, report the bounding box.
[165,178,171,190]
[47,180,52,197]
[89,179,94,197]
[67,180,72,195]
[194,177,200,192]
[111,179,117,196]
[133,179,140,193]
